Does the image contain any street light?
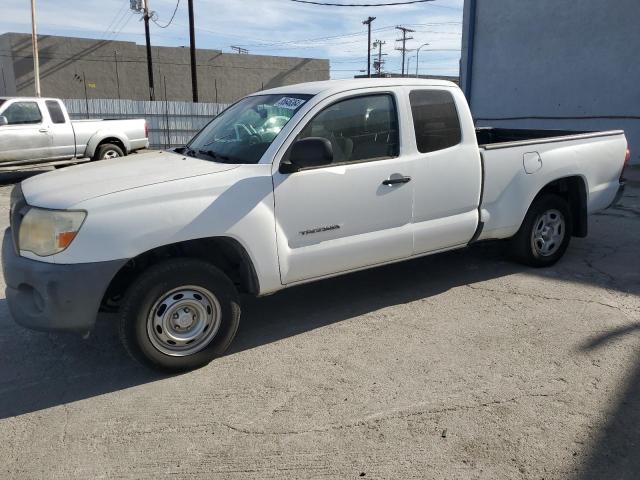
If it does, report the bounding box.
[406,55,416,77]
[415,43,430,78]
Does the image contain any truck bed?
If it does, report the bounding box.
[475,127,626,241]
[476,127,594,147]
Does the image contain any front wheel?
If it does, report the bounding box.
[119,259,241,372]
[509,194,572,267]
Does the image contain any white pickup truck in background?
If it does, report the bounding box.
[2,79,629,371]
[0,97,148,169]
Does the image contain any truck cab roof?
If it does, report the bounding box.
[255,78,459,97]
[0,96,62,103]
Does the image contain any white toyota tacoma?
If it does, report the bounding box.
[2,79,629,371]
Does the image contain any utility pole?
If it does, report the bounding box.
[187,0,198,102]
[114,50,121,99]
[395,26,414,77]
[30,0,41,96]
[143,0,155,100]
[362,16,376,78]
[372,39,386,76]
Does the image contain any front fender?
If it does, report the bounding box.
[52,165,283,294]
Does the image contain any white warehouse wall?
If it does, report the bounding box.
[460,0,640,165]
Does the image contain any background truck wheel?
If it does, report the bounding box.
[509,193,573,267]
[118,258,241,372]
[94,143,124,160]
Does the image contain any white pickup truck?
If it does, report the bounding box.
[2,79,629,371]
[0,97,148,169]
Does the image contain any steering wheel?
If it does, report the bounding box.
[233,123,262,145]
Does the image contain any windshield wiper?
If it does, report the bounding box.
[197,149,232,162]
[181,146,198,157]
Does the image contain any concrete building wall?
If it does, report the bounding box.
[461,0,640,165]
[0,33,329,103]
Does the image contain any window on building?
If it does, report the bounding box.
[296,94,399,164]
[3,102,43,125]
[409,90,462,153]
[45,100,66,124]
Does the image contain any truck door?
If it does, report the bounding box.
[406,88,482,253]
[273,91,414,285]
[45,100,76,159]
[0,100,52,163]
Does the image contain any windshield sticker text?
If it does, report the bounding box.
[273,97,306,110]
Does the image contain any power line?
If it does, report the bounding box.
[106,12,135,42]
[191,22,460,49]
[152,0,181,28]
[100,0,129,39]
[290,0,437,6]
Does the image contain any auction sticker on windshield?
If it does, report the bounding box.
[273,97,307,110]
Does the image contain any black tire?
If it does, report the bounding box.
[509,193,572,267]
[119,258,241,372]
[94,143,124,161]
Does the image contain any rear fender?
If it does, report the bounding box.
[85,131,131,158]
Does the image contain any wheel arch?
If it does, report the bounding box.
[86,132,130,158]
[101,236,260,312]
[527,175,588,238]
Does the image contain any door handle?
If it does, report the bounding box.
[38,128,48,133]
[382,176,411,186]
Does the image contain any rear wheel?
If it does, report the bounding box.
[94,143,124,161]
[510,194,572,267]
[119,258,241,372]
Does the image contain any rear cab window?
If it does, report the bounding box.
[409,90,462,153]
[45,100,66,124]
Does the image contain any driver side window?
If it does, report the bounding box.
[3,102,43,125]
[297,94,399,164]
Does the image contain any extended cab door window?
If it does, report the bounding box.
[295,94,399,165]
[45,100,66,124]
[409,90,461,153]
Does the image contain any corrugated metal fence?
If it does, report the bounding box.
[62,99,230,149]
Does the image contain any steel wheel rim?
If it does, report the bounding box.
[146,285,222,356]
[103,149,120,159]
[531,208,565,257]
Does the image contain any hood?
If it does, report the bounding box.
[21,150,241,209]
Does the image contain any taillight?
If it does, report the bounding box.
[624,145,631,166]
[144,121,149,138]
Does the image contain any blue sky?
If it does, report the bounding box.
[2,0,463,78]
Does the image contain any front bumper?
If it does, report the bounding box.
[2,229,127,333]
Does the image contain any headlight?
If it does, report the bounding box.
[19,208,86,257]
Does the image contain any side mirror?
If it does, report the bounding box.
[280,137,333,174]
[0,116,7,126]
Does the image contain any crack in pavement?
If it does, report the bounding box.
[218,392,557,436]
[465,284,626,312]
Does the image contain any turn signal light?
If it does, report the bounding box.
[57,231,78,249]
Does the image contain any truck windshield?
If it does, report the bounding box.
[186,94,312,164]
